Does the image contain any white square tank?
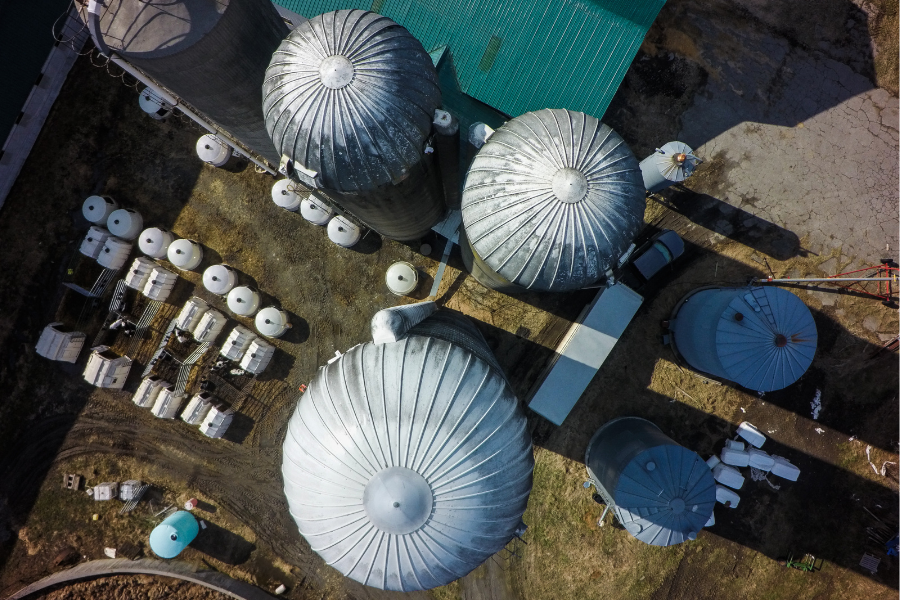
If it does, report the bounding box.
[712,463,745,490]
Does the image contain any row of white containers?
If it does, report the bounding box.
[270,180,362,248]
[705,422,801,512]
[132,377,232,438]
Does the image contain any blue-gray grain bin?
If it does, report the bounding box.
[585,417,716,546]
[460,109,645,293]
[670,286,817,392]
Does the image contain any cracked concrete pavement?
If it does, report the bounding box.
[676,5,899,267]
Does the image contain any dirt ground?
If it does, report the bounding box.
[0,1,898,599]
[32,575,232,600]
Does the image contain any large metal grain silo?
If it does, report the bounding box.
[263,10,445,241]
[82,0,288,164]
[461,109,646,293]
[585,417,716,546]
[282,303,533,591]
[669,286,817,392]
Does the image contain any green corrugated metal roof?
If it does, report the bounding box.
[272,0,665,119]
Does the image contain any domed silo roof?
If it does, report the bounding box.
[585,417,716,546]
[263,10,441,195]
[670,286,817,392]
[282,329,533,591]
[461,109,645,291]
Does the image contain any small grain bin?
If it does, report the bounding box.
[35,323,86,363]
[386,261,418,296]
[640,142,701,193]
[585,417,716,546]
[83,0,288,164]
[220,325,257,361]
[461,109,645,293]
[182,392,214,425]
[138,89,173,119]
[79,226,112,259]
[282,304,533,590]
[139,227,176,259]
[133,376,170,408]
[203,264,237,295]
[83,347,132,389]
[175,297,209,332]
[669,286,817,392]
[327,216,361,248]
[107,209,143,241]
[255,306,290,338]
[82,195,118,224]
[125,257,156,291]
[196,134,233,167]
[239,338,275,374]
[167,239,203,271]
[149,510,199,559]
[193,309,226,343]
[200,402,234,438]
[263,9,445,240]
[151,388,185,419]
[142,266,178,302]
[226,286,261,317]
[271,179,302,211]
[97,237,132,270]
[300,194,333,226]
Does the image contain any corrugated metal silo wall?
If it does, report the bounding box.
[586,417,677,498]
[458,228,527,294]
[122,0,288,165]
[407,309,505,376]
[671,288,742,381]
[321,148,445,241]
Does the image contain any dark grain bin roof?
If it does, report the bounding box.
[461,109,645,292]
[263,9,441,193]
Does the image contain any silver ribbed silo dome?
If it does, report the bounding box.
[461,109,646,292]
[263,10,446,241]
[82,0,288,165]
[282,311,533,591]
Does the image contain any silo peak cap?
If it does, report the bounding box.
[319,55,355,89]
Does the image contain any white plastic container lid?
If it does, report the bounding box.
[300,194,334,225]
[386,261,418,296]
[736,422,766,448]
[107,209,143,240]
[724,439,746,451]
[203,264,237,295]
[712,463,745,490]
[227,286,261,316]
[138,227,175,259]
[255,306,290,338]
[720,447,750,468]
[196,134,232,167]
[82,195,118,224]
[715,485,740,508]
[167,238,203,270]
[271,179,302,211]
[327,216,361,247]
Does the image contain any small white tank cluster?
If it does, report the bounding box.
[268,180,364,248]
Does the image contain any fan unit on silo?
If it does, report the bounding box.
[82,0,288,164]
[263,10,446,240]
[282,303,532,591]
[584,417,716,546]
[461,109,645,293]
[640,142,702,193]
[669,286,817,392]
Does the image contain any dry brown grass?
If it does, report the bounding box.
[872,0,899,95]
